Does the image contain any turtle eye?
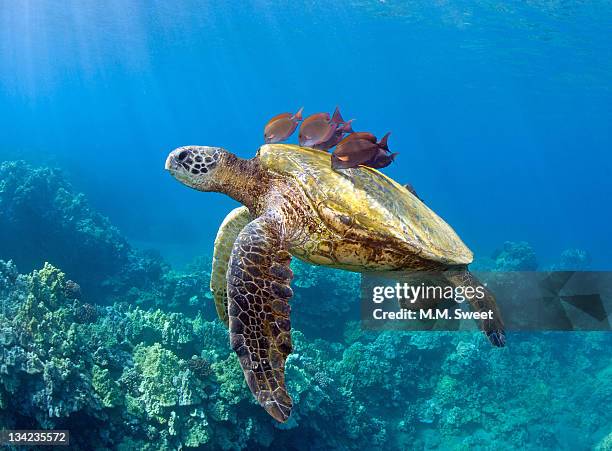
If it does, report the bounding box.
[178,150,189,161]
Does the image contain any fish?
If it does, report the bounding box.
[332,131,397,170]
[364,150,399,169]
[331,136,380,169]
[362,132,395,169]
[299,112,336,147]
[330,107,354,131]
[342,131,376,143]
[300,107,355,150]
[264,107,303,143]
[313,120,354,151]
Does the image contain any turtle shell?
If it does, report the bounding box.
[257,144,473,265]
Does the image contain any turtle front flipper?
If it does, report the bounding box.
[227,212,295,422]
[211,206,252,326]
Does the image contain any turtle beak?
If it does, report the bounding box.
[164,154,173,171]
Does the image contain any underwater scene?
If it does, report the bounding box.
[1,1,611,450]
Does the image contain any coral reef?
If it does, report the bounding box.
[491,241,538,271]
[1,259,610,450]
[0,161,132,299]
[290,259,361,341]
[120,255,216,318]
[0,260,274,449]
[552,248,592,271]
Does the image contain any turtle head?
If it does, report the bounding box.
[165,146,230,192]
[166,145,264,208]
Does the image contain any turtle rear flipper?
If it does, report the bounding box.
[227,212,294,422]
[211,206,252,326]
[445,269,506,347]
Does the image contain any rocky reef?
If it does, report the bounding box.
[0,161,610,449]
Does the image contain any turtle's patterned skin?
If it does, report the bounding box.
[227,211,295,422]
[165,144,506,422]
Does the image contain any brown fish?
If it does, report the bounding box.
[331,107,355,136]
[330,107,354,129]
[264,107,303,143]
[332,131,397,170]
[298,112,336,147]
[313,120,354,151]
[364,150,399,169]
[342,131,377,143]
[362,132,395,169]
[331,136,379,169]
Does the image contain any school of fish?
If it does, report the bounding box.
[263,107,397,170]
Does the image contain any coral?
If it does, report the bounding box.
[491,241,538,271]
[1,258,611,449]
[0,162,180,306]
[0,203,610,451]
[74,302,98,323]
[290,259,361,341]
[63,279,81,300]
[555,248,592,270]
[92,365,123,408]
[187,356,212,379]
[132,343,183,417]
[597,431,612,451]
[0,161,130,299]
[122,261,215,317]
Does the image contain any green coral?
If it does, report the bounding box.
[1,252,611,449]
[597,431,612,451]
[133,343,181,417]
[92,365,123,408]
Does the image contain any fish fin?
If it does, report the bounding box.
[331,155,354,169]
[292,107,304,121]
[378,132,391,151]
[390,152,399,161]
[343,120,354,133]
[331,106,344,124]
[267,112,291,124]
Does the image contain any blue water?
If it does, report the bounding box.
[2,1,611,268]
[1,3,612,449]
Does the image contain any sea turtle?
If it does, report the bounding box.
[164,144,505,422]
